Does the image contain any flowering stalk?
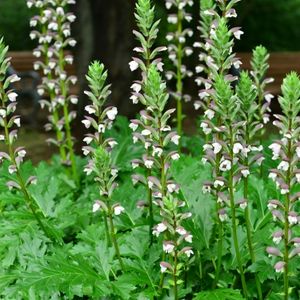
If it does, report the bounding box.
[28,0,78,182]
[250,45,273,175]
[267,72,300,300]
[82,61,124,271]
[236,71,263,299]
[129,0,166,243]
[131,65,192,298]
[0,39,57,243]
[197,0,243,287]
[165,0,194,145]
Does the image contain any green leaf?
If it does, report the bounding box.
[194,288,244,300]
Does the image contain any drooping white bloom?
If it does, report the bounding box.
[7,92,18,102]
[92,201,101,213]
[220,159,231,171]
[171,135,180,145]
[114,205,125,216]
[129,60,139,71]
[163,242,175,253]
[106,107,118,120]
[212,142,222,154]
[153,223,167,237]
[277,161,289,171]
[171,153,180,161]
[233,143,243,154]
[204,109,214,120]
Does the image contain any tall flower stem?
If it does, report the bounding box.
[57,21,78,183]
[283,122,292,300]
[243,123,263,299]
[176,9,183,146]
[229,127,248,299]
[107,201,125,271]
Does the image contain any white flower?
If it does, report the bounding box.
[130,94,138,104]
[233,30,244,40]
[167,15,177,24]
[277,161,289,171]
[214,179,224,188]
[196,65,204,73]
[200,122,212,135]
[167,183,177,193]
[273,236,282,245]
[265,93,274,103]
[184,249,194,258]
[8,165,17,174]
[163,242,175,253]
[17,150,26,158]
[92,201,101,213]
[171,135,180,145]
[145,159,154,169]
[176,227,187,235]
[219,212,228,222]
[129,60,139,71]
[153,223,167,237]
[82,119,91,128]
[288,214,298,225]
[114,205,125,216]
[204,109,214,120]
[106,107,118,120]
[296,147,300,158]
[269,172,277,181]
[7,92,18,102]
[0,109,6,118]
[233,143,243,154]
[281,187,289,195]
[296,173,300,183]
[153,146,163,157]
[85,106,96,114]
[220,159,231,171]
[70,96,78,104]
[129,122,138,131]
[83,137,93,144]
[241,169,250,178]
[202,184,211,194]
[14,118,21,127]
[171,153,180,160]
[131,83,142,93]
[160,263,167,273]
[185,234,193,243]
[239,202,247,210]
[269,143,281,158]
[0,135,5,141]
[212,142,222,154]
[98,124,105,133]
[141,129,151,136]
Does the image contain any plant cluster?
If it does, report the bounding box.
[0,0,300,299]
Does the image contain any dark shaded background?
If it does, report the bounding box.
[1,0,300,161]
[1,0,300,116]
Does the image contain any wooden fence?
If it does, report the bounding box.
[8,51,300,96]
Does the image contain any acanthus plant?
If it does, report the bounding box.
[236,71,264,299]
[0,39,58,243]
[131,64,193,299]
[250,45,273,174]
[27,0,78,182]
[129,0,166,242]
[196,0,244,290]
[267,72,300,300]
[165,0,194,144]
[82,61,124,270]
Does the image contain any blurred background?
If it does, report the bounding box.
[1,0,300,160]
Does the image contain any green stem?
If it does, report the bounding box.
[283,136,292,300]
[103,212,111,246]
[173,249,179,300]
[108,208,125,271]
[176,9,183,149]
[244,176,263,300]
[228,127,248,299]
